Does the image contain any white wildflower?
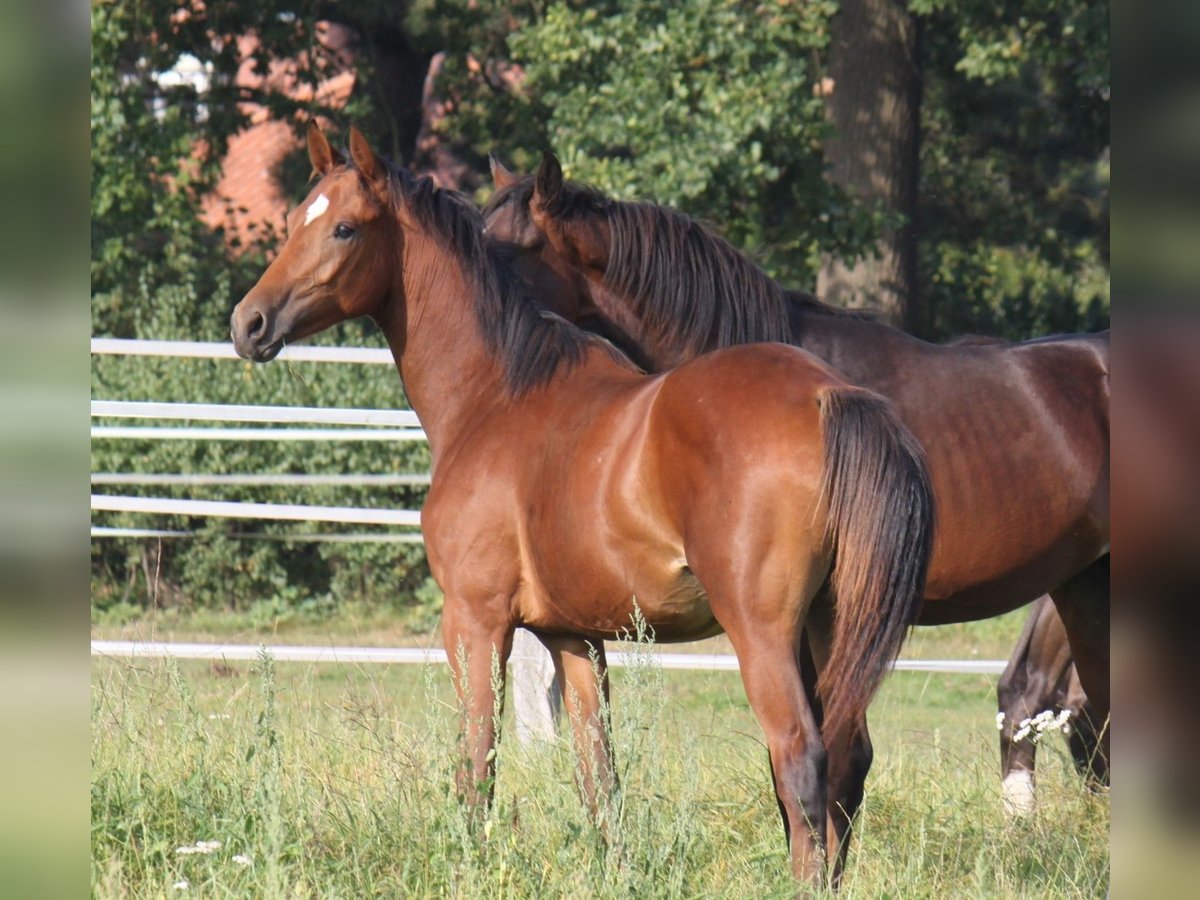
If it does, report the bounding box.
[1010,708,1075,744]
[172,880,189,891]
[996,712,1005,731]
[207,713,231,720]
[176,839,222,855]
[232,854,252,867]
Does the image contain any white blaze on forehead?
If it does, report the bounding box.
[304,193,330,226]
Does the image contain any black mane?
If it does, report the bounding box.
[371,159,635,396]
[483,176,873,358]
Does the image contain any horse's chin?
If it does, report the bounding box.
[252,339,285,362]
[231,335,284,363]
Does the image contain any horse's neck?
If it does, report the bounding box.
[379,234,506,457]
[587,277,695,371]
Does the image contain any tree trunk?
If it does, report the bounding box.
[818,0,923,332]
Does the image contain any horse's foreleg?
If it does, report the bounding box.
[995,597,1067,816]
[996,662,1042,817]
[541,635,618,823]
[441,598,514,818]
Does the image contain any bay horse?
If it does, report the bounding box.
[482,153,1109,855]
[230,125,935,885]
[997,596,1109,816]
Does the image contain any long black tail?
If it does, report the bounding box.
[816,387,936,739]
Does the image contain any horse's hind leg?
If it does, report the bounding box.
[803,596,873,888]
[726,622,828,883]
[441,597,514,817]
[1050,555,1111,771]
[1068,694,1110,789]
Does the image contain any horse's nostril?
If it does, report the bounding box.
[247,311,266,340]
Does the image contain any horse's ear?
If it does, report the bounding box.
[307,120,338,177]
[489,154,517,190]
[349,125,380,184]
[533,151,564,212]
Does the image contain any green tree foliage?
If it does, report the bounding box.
[426,0,1107,337]
[507,0,883,286]
[913,0,1110,339]
[91,0,435,619]
[432,0,883,286]
[93,0,310,338]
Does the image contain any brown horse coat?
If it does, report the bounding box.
[230,126,935,884]
[482,156,1109,706]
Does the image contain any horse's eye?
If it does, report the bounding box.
[333,222,356,240]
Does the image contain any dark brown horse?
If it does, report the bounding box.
[483,153,1109,861]
[997,596,1108,816]
[230,125,935,884]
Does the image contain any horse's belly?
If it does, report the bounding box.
[919,525,1107,623]
[521,558,720,643]
[636,564,722,642]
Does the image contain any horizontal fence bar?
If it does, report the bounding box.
[91,494,422,527]
[90,527,425,543]
[90,640,1007,674]
[92,426,427,442]
[91,338,394,365]
[91,473,432,487]
[92,401,420,428]
[91,527,191,538]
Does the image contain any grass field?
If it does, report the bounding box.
[91,609,1108,897]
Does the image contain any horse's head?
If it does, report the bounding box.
[483,153,611,323]
[231,124,397,361]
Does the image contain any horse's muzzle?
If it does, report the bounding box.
[230,300,283,362]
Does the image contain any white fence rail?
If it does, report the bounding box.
[91,338,424,539]
[90,640,1008,675]
[92,473,431,487]
[92,494,421,527]
[91,337,393,365]
[93,425,427,442]
[93,400,420,428]
[91,526,423,543]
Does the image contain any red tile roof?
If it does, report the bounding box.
[200,23,357,252]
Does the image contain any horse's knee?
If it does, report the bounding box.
[996,669,1022,715]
